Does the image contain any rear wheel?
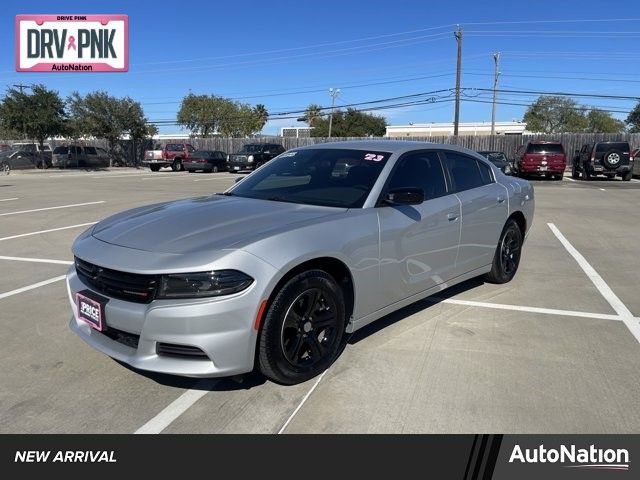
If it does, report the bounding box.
[622,170,632,181]
[149,165,161,172]
[0,162,10,175]
[171,159,183,172]
[582,169,591,181]
[484,219,523,284]
[212,165,219,173]
[571,163,580,179]
[258,270,346,385]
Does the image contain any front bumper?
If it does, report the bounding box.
[227,162,255,171]
[66,253,277,378]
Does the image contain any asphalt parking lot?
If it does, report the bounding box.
[1,168,639,434]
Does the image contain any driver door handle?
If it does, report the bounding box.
[447,212,459,221]
[497,196,505,204]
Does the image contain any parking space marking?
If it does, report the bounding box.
[0,198,18,202]
[134,380,218,434]
[548,223,640,343]
[0,222,97,242]
[90,173,157,179]
[439,298,625,322]
[278,369,328,434]
[631,179,640,183]
[599,188,606,191]
[0,201,105,217]
[193,176,238,182]
[564,177,576,182]
[0,255,73,265]
[0,275,66,300]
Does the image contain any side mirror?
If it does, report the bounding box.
[384,187,424,205]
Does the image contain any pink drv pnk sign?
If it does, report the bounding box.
[16,15,128,72]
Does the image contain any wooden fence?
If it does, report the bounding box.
[3,133,639,166]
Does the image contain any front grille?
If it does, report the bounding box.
[101,327,140,349]
[229,155,247,163]
[75,257,159,304]
[157,343,209,359]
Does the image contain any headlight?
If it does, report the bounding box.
[157,270,253,299]
[247,155,254,162]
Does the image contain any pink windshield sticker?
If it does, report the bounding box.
[16,15,128,72]
[364,153,385,162]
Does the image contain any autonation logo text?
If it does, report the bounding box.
[509,444,630,471]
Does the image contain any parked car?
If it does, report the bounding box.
[514,141,566,180]
[67,141,534,385]
[572,141,633,181]
[632,148,640,177]
[52,145,111,169]
[183,150,228,173]
[143,143,196,172]
[227,143,286,172]
[0,148,47,174]
[12,142,52,167]
[477,151,513,175]
[0,144,12,152]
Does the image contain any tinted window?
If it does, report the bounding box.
[230,148,391,208]
[477,161,493,184]
[187,145,196,152]
[387,151,447,201]
[595,142,630,152]
[241,144,263,153]
[53,146,68,154]
[84,147,97,155]
[527,143,564,154]
[166,144,182,152]
[445,153,485,192]
[70,146,81,154]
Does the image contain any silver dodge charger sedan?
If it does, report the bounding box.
[67,141,534,385]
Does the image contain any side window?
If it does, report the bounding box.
[187,145,196,153]
[387,151,447,201]
[477,160,493,184]
[445,152,485,192]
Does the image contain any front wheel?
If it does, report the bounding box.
[0,162,10,175]
[171,159,182,172]
[258,270,346,385]
[571,164,580,179]
[212,165,219,173]
[484,219,523,284]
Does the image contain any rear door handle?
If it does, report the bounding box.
[497,196,505,203]
[447,212,459,221]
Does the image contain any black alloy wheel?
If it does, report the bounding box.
[485,219,523,284]
[258,270,346,385]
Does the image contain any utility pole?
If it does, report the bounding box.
[328,88,340,138]
[453,25,463,136]
[491,52,501,135]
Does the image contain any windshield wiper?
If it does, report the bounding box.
[266,196,299,204]
[217,191,235,196]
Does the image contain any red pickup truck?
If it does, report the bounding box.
[143,143,196,171]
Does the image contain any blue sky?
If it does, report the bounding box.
[3,0,640,134]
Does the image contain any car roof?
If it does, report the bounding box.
[292,140,484,157]
[528,140,562,144]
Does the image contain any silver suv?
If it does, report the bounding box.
[52,145,111,169]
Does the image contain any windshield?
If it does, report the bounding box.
[53,146,68,154]
[227,148,391,208]
[595,142,629,152]
[239,144,263,153]
[479,152,508,162]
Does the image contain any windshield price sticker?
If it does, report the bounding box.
[364,153,385,162]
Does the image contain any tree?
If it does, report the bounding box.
[67,91,154,165]
[626,102,640,133]
[309,108,386,137]
[177,94,267,137]
[0,84,66,151]
[303,104,323,128]
[523,96,588,133]
[587,108,625,133]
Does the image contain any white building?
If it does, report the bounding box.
[386,121,526,137]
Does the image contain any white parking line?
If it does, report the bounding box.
[0,255,73,265]
[630,179,640,183]
[0,201,104,217]
[90,173,156,179]
[0,275,66,300]
[439,298,626,322]
[0,222,97,242]
[278,369,328,434]
[548,223,640,343]
[564,177,576,182]
[193,176,236,182]
[134,380,218,434]
[599,188,606,191]
[0,197,18,202]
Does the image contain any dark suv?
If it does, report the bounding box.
[572,141,633,181]
[227,143,286,172]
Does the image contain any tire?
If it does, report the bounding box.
[484,219,523,284]
[553,174,563,181]
[622,170,632,181]
[571,163,580,179]
[602,150,623,169]
[171,159,182,172]
[149,165,161,172]
[0,161,10,175]
[582,168,591,181]
[258,270,346,385]
[187,169,195,173]
[212,165,219,173]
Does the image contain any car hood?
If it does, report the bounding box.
[91,195,345,254]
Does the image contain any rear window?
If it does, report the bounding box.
[84,147,97,155]
[166,144,184,152]
[527,143,564,154]
[595,142,629,152]
[53,146,68,154]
